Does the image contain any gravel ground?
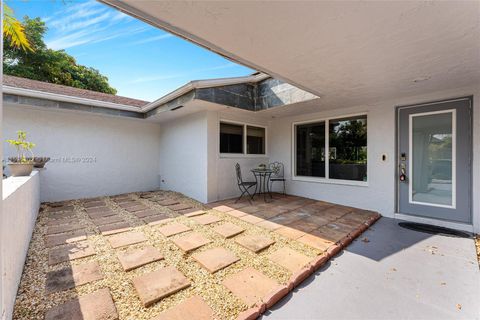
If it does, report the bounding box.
[475,235,480,265]
[13,191,322,320]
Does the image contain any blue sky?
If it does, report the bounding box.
[10,0,253,101]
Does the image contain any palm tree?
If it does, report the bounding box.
[3,3,32,51]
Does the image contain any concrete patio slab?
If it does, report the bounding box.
[48,240,95,265]
[172,232,211,252]
[117,245,164,271]
[262,218,480,320]
[192,247,240,273]
[108,231,147,248]
[45,261,103,293]
[132,266,191,307]
[150,295,213,320]
[45,288,118,320]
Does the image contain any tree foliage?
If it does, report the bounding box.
[3,3,32,51]
[3,16,117,94]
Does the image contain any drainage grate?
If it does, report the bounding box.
[398,222,472,238]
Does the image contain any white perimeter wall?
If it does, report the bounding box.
[3,105,162,202]
[269,86,480,233]
[158,111,209,203]
[1,171,40,319]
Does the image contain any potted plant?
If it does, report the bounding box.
[6,130,36,176]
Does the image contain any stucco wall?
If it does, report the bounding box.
[3,105,162,202]
[1,171,40,319]
[158,111,208,202]
[269,86,480,232]
[207,111,270,202]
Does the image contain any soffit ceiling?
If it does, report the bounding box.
[104,1,480,109]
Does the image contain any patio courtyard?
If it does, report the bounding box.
[13,191,379,319]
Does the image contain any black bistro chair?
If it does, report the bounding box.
[269,161,286,195]
[235,163,257,203]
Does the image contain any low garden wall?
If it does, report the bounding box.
[1,171,40,320]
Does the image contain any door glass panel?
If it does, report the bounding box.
[411,112,454,206]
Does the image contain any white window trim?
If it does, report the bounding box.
[291,112,368,187]
[219,120,268,158]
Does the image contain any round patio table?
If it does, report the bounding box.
[251,168,274,202]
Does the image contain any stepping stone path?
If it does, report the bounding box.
[213,222,244,238]
[125,204,148,213]
[192,247,239,273]
[133,266,191,307]
[223,267,279,307]
[268,247,312,272]
[257,220,283,231]
[99,222,131,235]
[46,223,84,235]
[211,205,235,212]
[83,201,106,208]
[118,201,141,209]
[151,296,213,320]
[168,203,192,211]
[144,214,172,225]
[239,214,265,224]
[87,208,116,219]
[235,234,275,253]
[191,214,222,225]
[117,245,164,271]
[179,209,205,217]
[45,230,87,248]
[226,210,248,218]
[49,211,75,220]
[45,261,103,293]
[49,205,74,213]
[45,288,118,320]
[91,215,124,226]
[172,232,211,252]
[46,218,79,226]
[134,209,158,218]
[157,199,180,206]
[108,231,147,249]
[157,223,191,237]
[275,226,306,240]
[48,240,95,265]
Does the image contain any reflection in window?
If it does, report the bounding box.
[220,123,243,153]
[295,122,326,177]
[329,116,367,181]
[247,126,265,154]
[412,112,453,206]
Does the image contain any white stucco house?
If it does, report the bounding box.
[2,0,479,236]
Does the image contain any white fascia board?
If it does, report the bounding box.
[3,86,142,112]
[140,73,270,112]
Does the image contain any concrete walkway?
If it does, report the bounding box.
[263,218,480,320]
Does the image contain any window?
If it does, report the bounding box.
[294,114,367,182]
[220,122,266,155]
[220,123,243,153]
[295,122,325,177]
[247,126,265,154]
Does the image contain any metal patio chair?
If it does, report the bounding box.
[235,163,257,203]
[269,161,286,195]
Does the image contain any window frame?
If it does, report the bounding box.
[219,120,268,158]
[291,112,368,187]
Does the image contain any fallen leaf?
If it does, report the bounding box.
[456,304,462,310]
[391,268,397,272]
[361,237,370,243]
[441,282,446,285]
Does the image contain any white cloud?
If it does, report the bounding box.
[44,0,146,50]
[131,34,174,45]
[129,63,238,84]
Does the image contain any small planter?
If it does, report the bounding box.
[33,157,50,168]
[8,162,34,176]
